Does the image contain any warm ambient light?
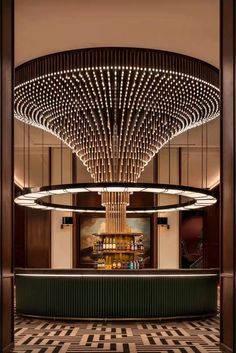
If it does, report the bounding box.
[16,273,218,278]
[14,48,219,219]
[14,182,217,213]
[14,48,219,185]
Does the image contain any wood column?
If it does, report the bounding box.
[220,0,236,351]
[152,155,158,268]
[72,153,78,268]
[0,0,14,351]
[203,185,219,269]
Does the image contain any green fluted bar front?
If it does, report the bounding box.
[15,272,218,319]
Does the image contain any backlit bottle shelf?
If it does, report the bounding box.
[93,250,144,255]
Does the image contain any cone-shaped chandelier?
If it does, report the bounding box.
[14,48,219,221]
[15,48,219,183]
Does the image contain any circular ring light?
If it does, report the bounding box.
[14,183,217,213]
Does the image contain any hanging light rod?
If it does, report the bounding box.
[14,183,217,213]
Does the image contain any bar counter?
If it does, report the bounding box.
[15,269,218,320]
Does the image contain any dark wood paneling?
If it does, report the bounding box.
[77,192,101,208]
[152,155,158,268]
[0,0,14,351]
[26,209,51,268]
[14,185,26,268]
[14,204,26,267]
[221,275,233,350]
[2,277,13,350]
[14,183,52,269]
[179,211,203,268]
[76,192,153,209]
[220,0,235,351]
[203,185,220,268]
[72,154,78,268]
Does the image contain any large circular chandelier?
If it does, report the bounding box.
[15,183,217,213]
[14,47,219,224]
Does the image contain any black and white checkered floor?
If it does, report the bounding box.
[12,314,221,353]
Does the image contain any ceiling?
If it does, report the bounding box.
[14,0,220,151]
[15,0,219,67]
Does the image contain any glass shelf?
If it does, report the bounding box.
[93,250,144,254]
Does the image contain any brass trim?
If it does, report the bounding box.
[17,312,217,322]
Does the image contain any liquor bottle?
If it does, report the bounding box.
[109,256,112,270]
[141,241,144,252]
[112,238,116,250]
[139,258,144,269]
[131,241,134,251]
[127,241,130,251]
[109,238,112,250]
[134,241,137,251]
[112,260,117,269]
[137,240,140,250]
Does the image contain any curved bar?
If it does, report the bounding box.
[15,269,218,320]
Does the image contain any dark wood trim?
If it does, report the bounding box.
[48,147,52,186]
[14,184,26,268]
[0,0,14,351]
[178,148,182,268]
[178,147,182,187]
[2,342,14,353]
[221,273,234,278]
[220,343,233,353]
[179,212,182,268]
[48,146,52,267]
[152,155,158,268]
[25,208,51,268]
[220,0,236,350]
[48,211,51,268]
[202,185,219,269]
[72,154,77,268]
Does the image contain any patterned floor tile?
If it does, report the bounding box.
[11,313,221,353]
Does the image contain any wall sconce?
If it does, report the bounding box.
[61,216,73,229]
[157,217,170,230]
